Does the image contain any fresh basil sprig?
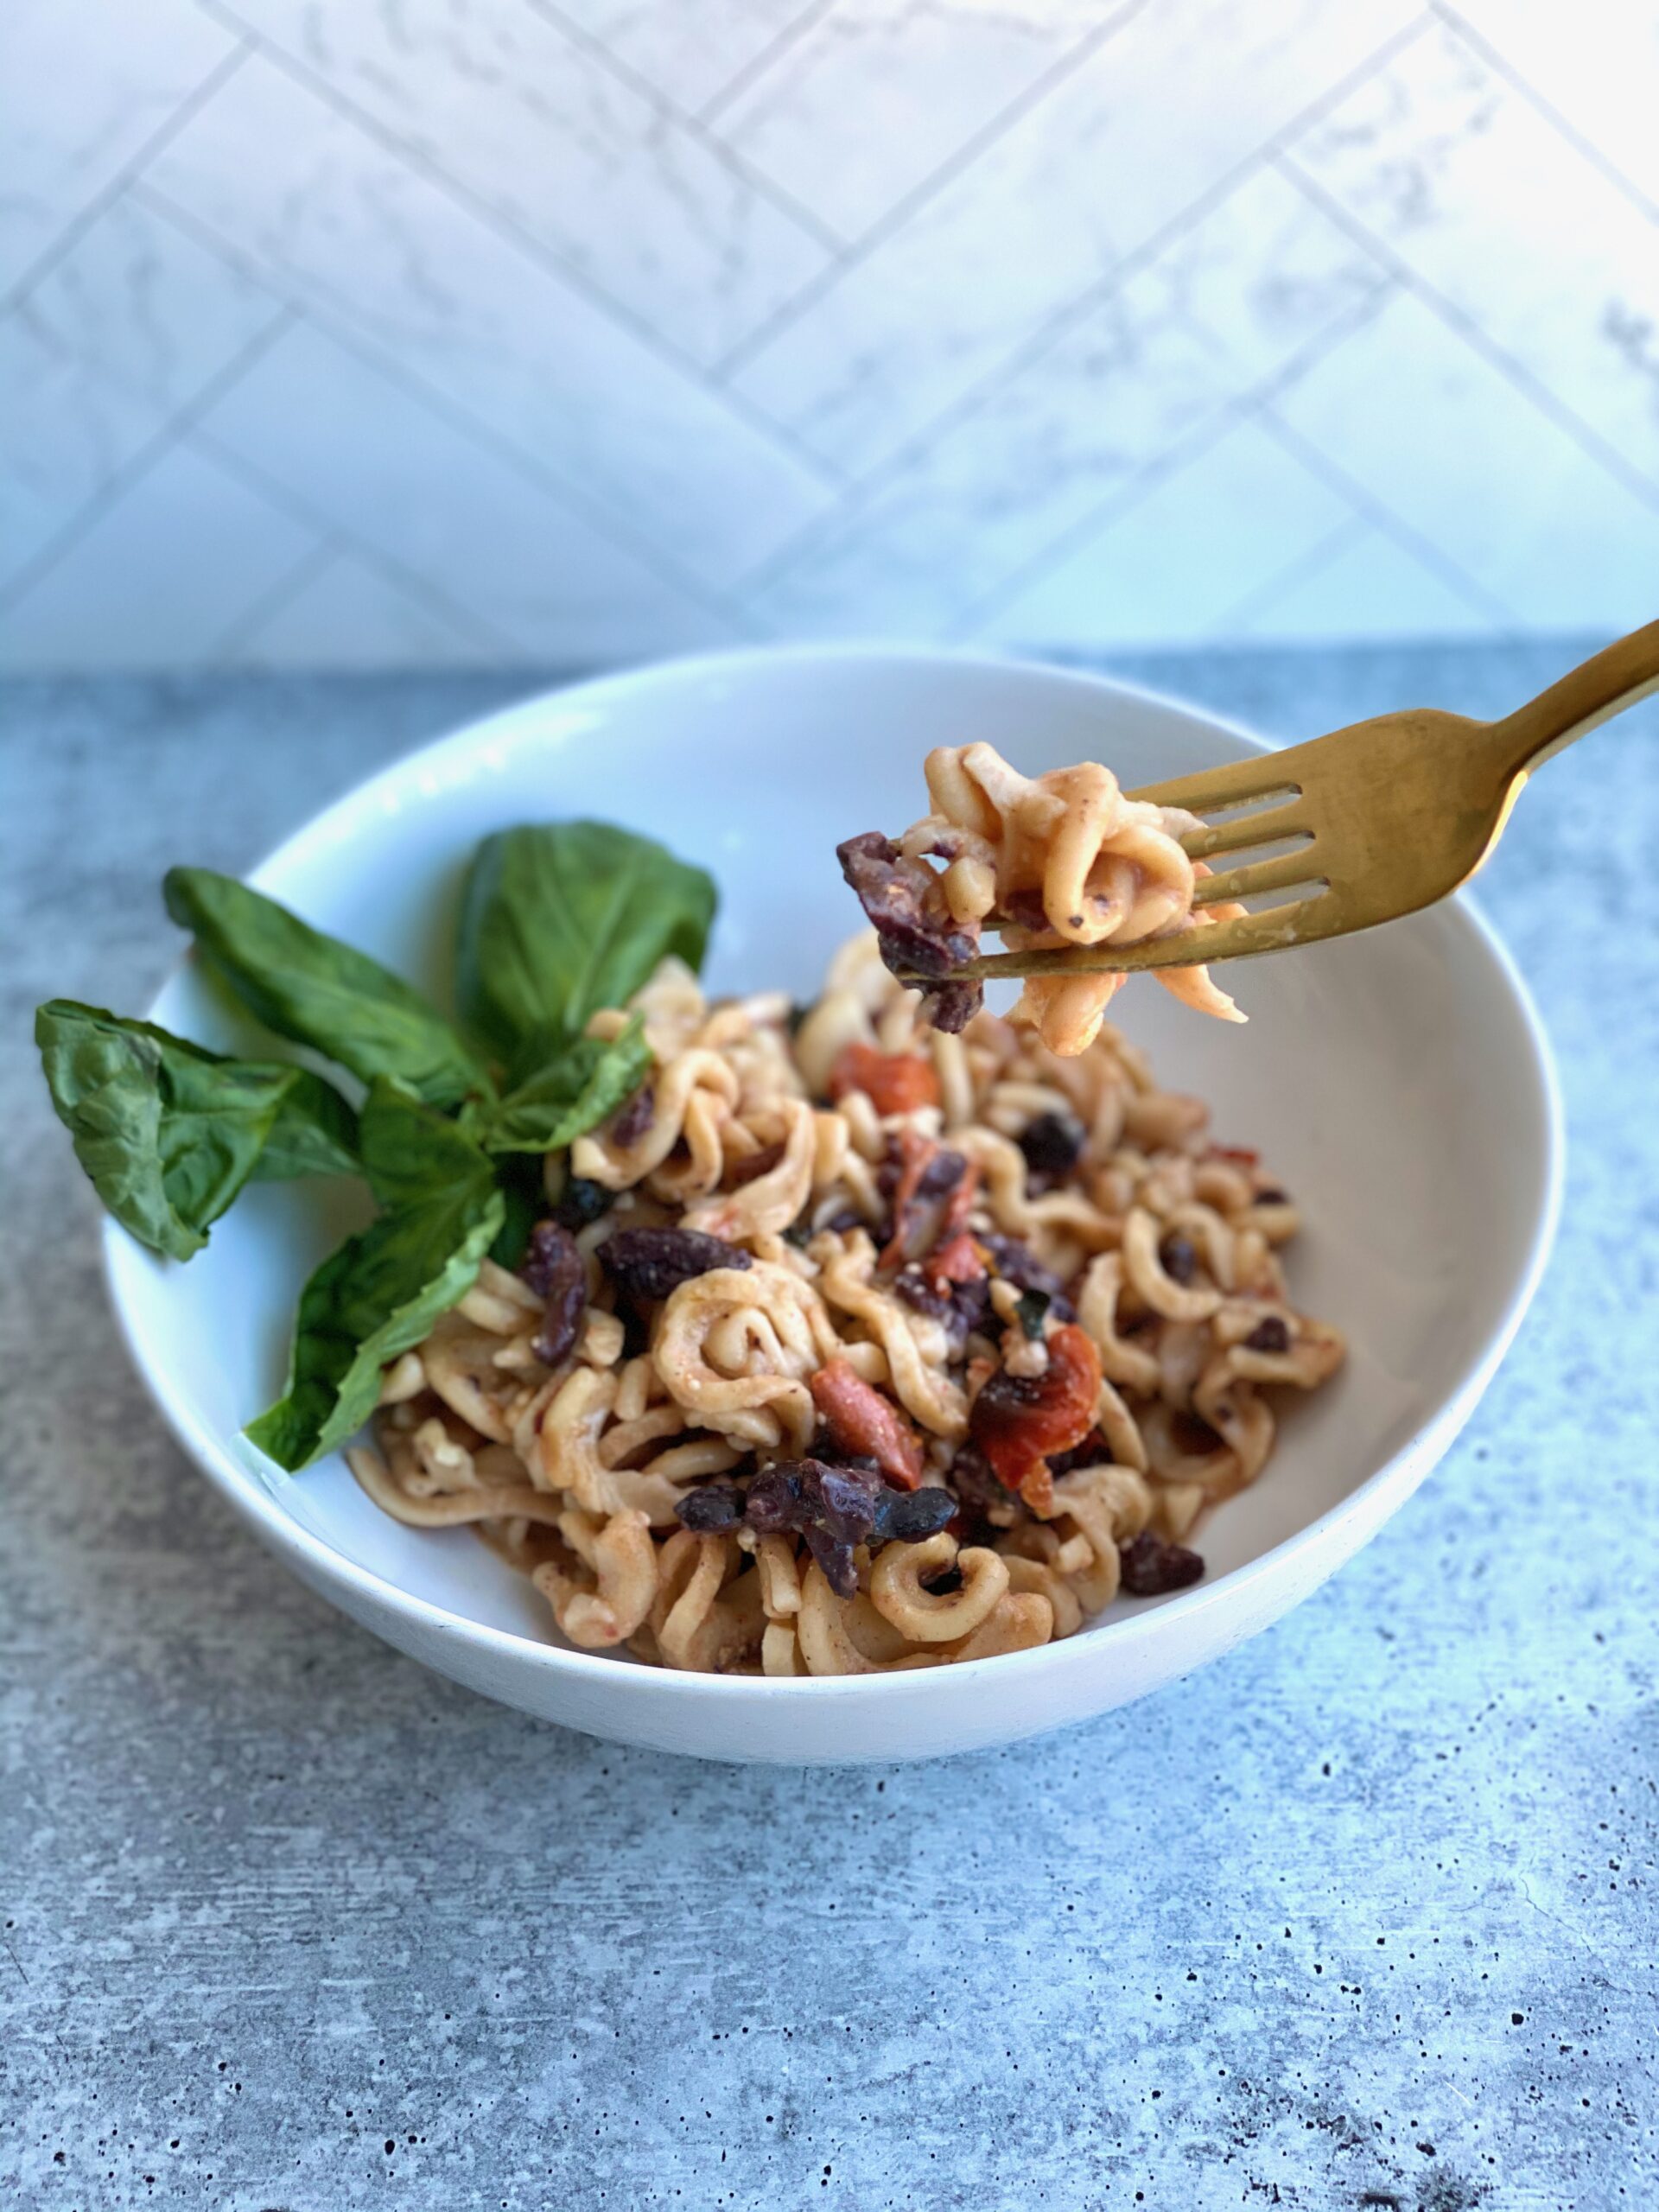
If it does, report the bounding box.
[164,867,492,1109]
[456,822,715,1077]
[36,1001,358,1262]
[40,818,717,1471]
[475,1020,652,1155]
[245,1084,504,1471]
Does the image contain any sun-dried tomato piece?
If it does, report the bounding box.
[1205,1143,1260,1167]
[928,1230,985,1287]
[809,1357,925,1490]
[877,1127,962,1272]
[969,1322,1102,1492]
[827,1041,942,1116]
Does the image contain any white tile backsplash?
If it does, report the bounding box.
[0,0,239,297]
[210,0,833,363]
[1286,20,1659,493]
[555,0,826,120]
[140,58,835,584]
[0,436,315,667]
[716,0,1109,243]
[1,0,1655,666]
[1266,289,1659,627]
[727,0,1420,473]
[196,317,741,656]
[0,194,283,592]
[976,411,1357,647]
[749,165,1392,633]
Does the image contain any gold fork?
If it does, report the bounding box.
[945,619,1659,986]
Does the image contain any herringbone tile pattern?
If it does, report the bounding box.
[3,0,1656,666]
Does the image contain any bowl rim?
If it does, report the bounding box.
[104,642,1567,1707]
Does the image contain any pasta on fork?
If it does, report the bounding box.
[840,740,1246,1054]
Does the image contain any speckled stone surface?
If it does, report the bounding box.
[3,645,1655,2212]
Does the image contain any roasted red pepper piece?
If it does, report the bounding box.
[810,1356,925,1491]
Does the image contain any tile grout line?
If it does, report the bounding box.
[131,183,761,636]
[1279,154,1659,517]
[1429,1,1659,229]
[708,0,1160,383]
[0,307,297,623]
[726,11,1438,603]
[205,534,340,663]
[188,0,849,488]
[1205,515,1375,638]
[1247,408,1517,626]
[523,0,848,254]
[944,286,1408,640]
[696,0,839,128]
[0,41,254,320]
[186,424,525,658]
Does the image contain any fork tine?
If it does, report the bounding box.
[1126,755,1301,815]
[1192,846,1325,908]
[1178,800,1310,862]
[963,894,1329,980]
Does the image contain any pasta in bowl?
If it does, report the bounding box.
[92,648,1560,1761]
[346,934,1343,1677]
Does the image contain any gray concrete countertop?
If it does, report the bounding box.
[3,643,1655,2212]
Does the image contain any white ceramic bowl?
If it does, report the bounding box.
[106,648,1563,1764]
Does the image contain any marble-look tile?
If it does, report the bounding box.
[750,167,1389,636]
[971,412,1356,646]
[555,0,827,121]
[0,195,283,597]
[143,59,836,588]
[212,0,830,365]
[229,546,495,667]
[728,0,1421,475]
[0,438,315,668]
[1233,519,1502,640]
[715,0,1106,242]
[1450,0,1659,213]
[195,318,741,658]
[1268,289,1659,629]
[1286,20,1659,494]
[0,0,238,297]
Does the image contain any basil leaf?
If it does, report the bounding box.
[245,1084,502,1470]
[36,1000,354,1261]
[250,1070,360,1182]
[480,1021,652,1154]
[355,1077,495,1209]
[486,1153,544,1272]
[164,867,490,1109]
[455,822,715,1073]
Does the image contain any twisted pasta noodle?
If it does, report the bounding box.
[682,1096,817,1243]
[573,1046,740,1192]
[531,1505,657,1648]
[1077,1252,1162,1395]
[868,1534,1009,1643]
[1122,1205,1224,1323]
[1046,1464,1154,1614]
[347,1442,569,1529]
[814,1232,969,1439]
[648,1529,766,1671]
[796,1563,936,1676]
[653,1262,838,1452]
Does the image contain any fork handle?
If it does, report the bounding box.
[1491,617,1659,775]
